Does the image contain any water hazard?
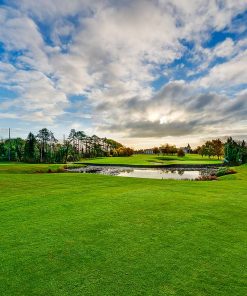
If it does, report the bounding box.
[117,168,201,179]
[67,166,217,180]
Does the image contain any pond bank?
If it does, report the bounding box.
[75,162,224,169]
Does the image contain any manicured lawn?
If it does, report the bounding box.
[79,154,223,166]
[0,164,246,295]
[0,162,83,174]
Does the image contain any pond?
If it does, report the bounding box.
[117,168,201,180]
[67,166,217,180]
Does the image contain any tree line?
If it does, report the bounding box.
[196,138,247,164]
[0,128,134,163]
[1,131,246,166]
[137,138,247,165]
[153,140,224,159]
[196,139,224,159]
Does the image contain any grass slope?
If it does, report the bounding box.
[0,164,246,296]
[80,154,222,166]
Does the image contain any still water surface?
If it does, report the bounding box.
[115,168,201,180]
[69,166,208,180]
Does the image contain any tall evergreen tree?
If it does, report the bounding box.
[24,133,36,162]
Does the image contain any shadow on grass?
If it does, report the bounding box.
[155,156,183,161]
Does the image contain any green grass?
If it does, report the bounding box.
[0,164,246,295]
[0,162,83,174]
[79,154,222,166]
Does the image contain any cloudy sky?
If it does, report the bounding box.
[0,0,247,147]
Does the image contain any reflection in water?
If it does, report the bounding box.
[68,166,212,180]
[115,168,201,180]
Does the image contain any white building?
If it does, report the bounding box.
[143,148,154,154]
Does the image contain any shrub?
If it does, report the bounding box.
[216,167,237,177]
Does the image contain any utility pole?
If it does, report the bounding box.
[8,128,11,161]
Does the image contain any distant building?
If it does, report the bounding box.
[143,148,154,154]
[180,147,189,154]
[180,144,192,154]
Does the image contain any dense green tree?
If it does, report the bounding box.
[224,137,247,165]
[24,132,37,162]
[13,138,25,161]
[105,139,123,150]
[0,141,6,160]
[204,141,214,158]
